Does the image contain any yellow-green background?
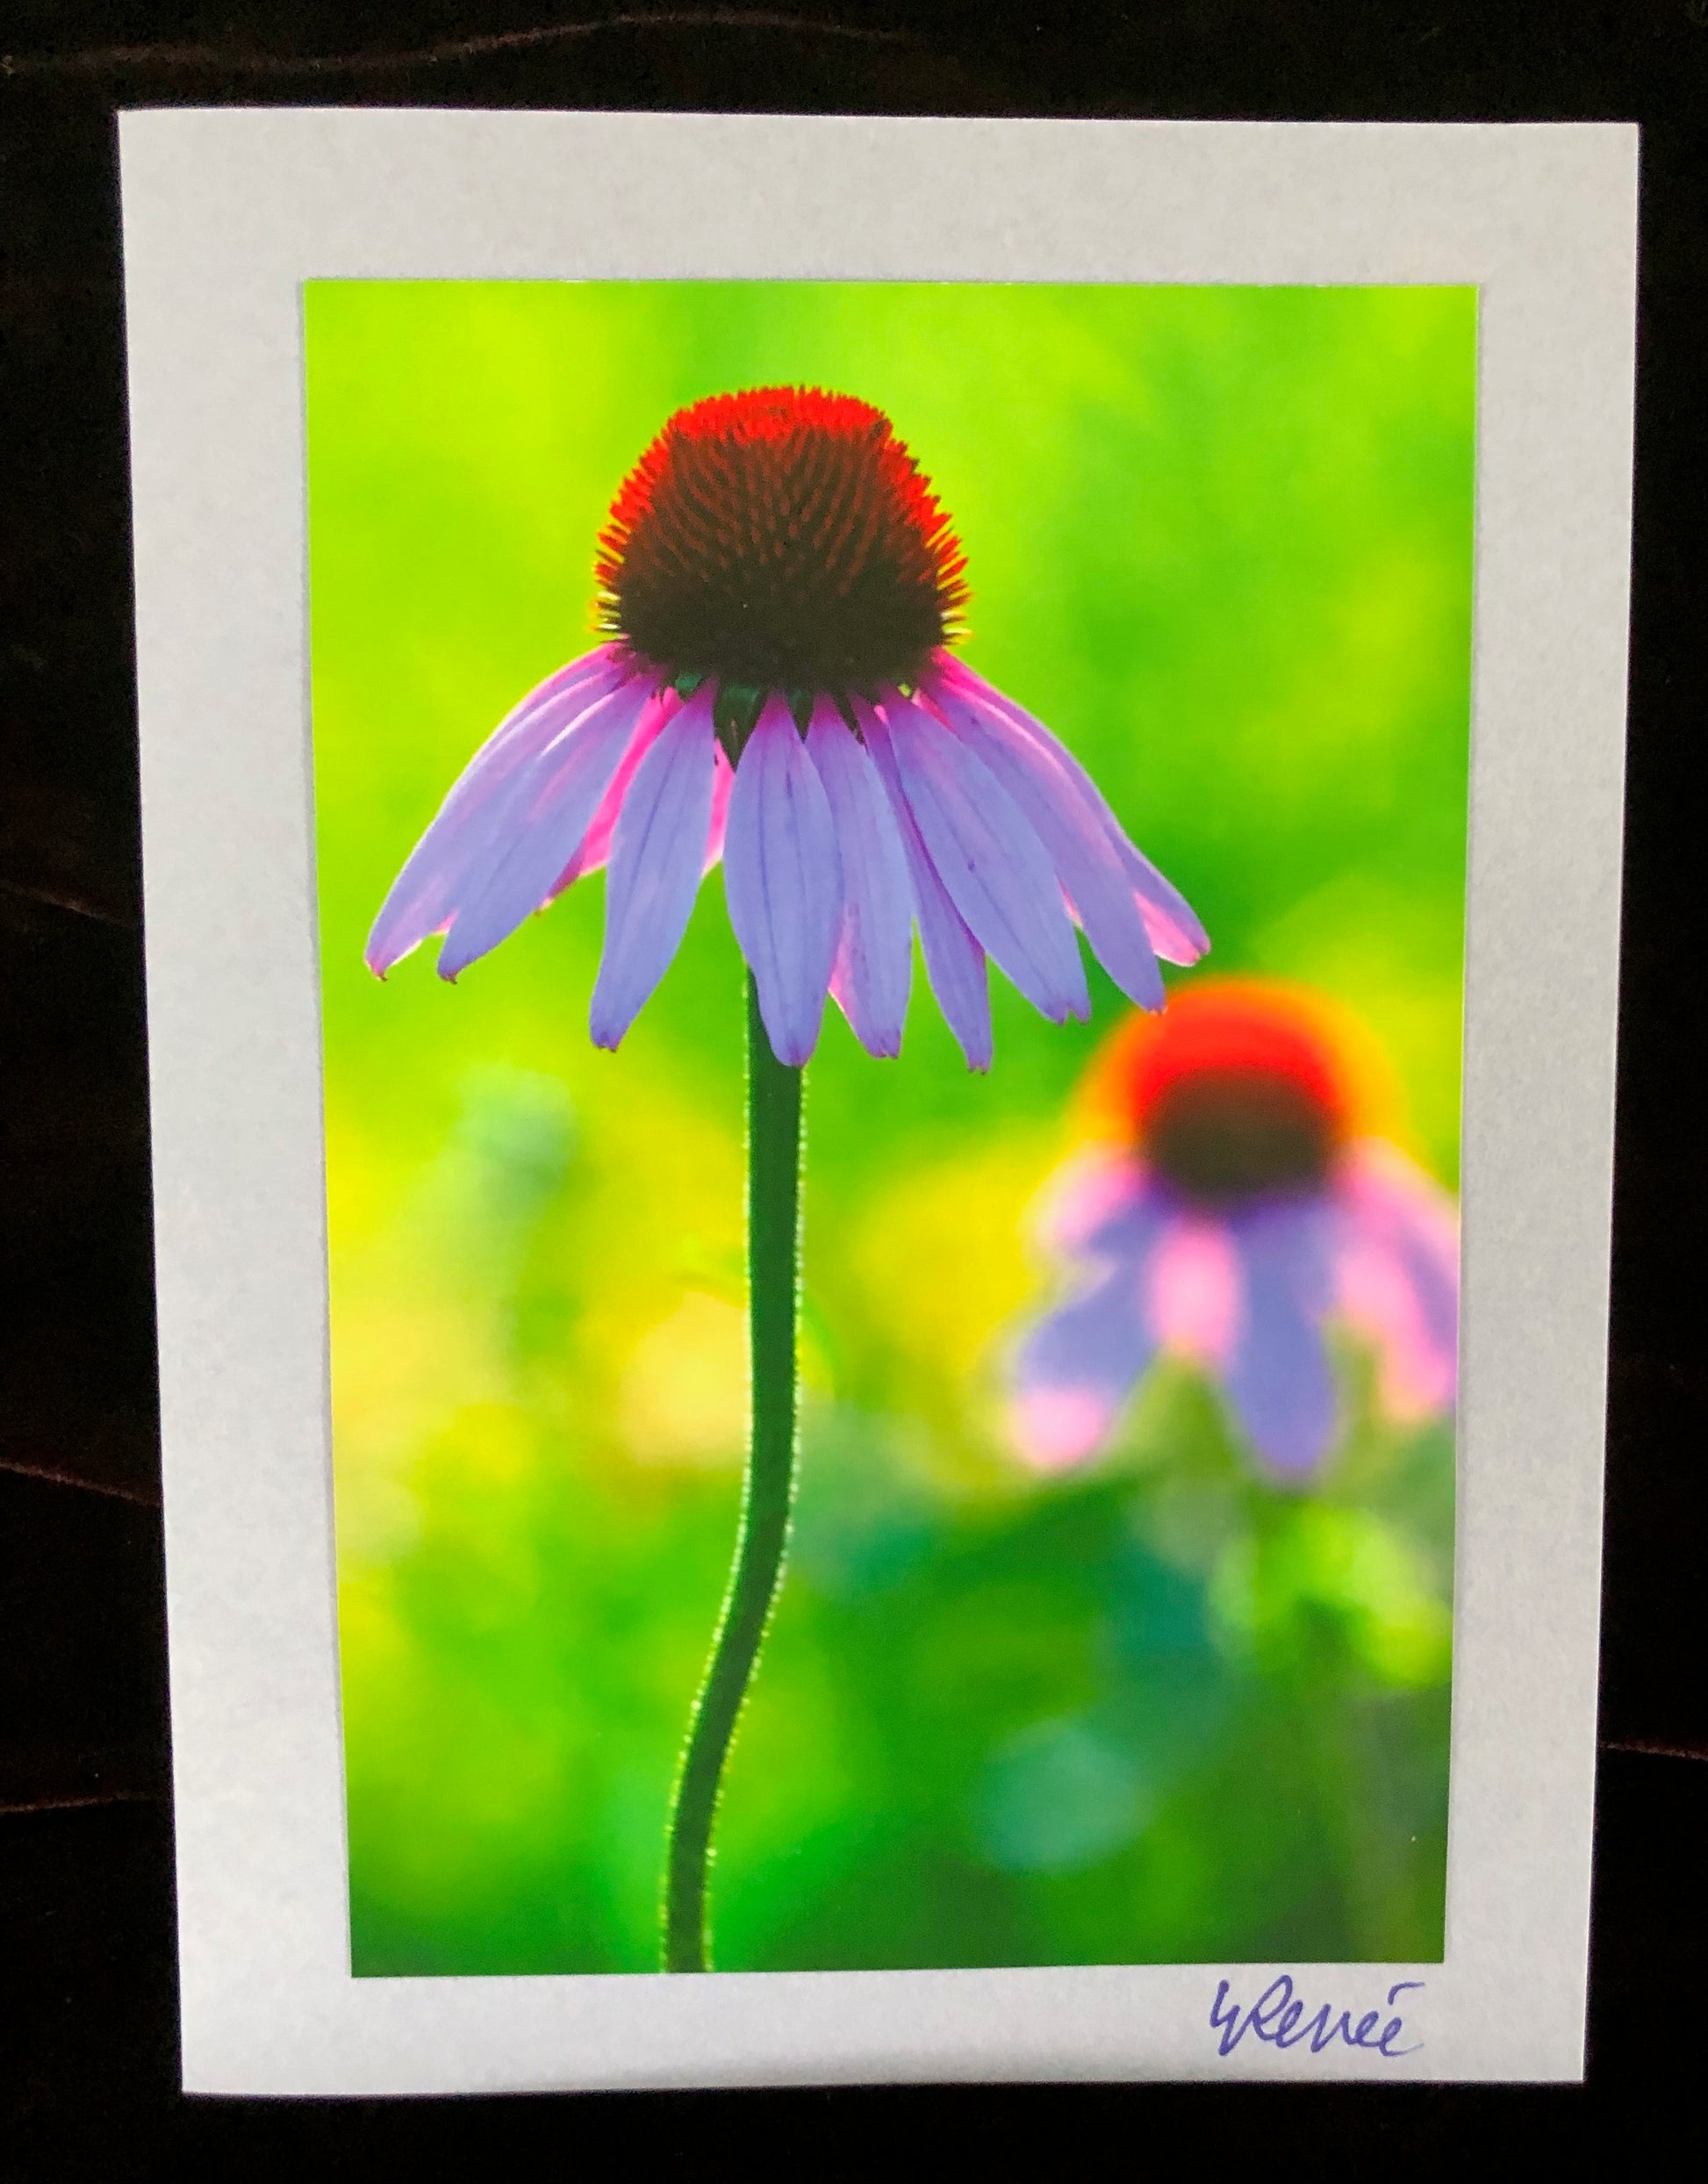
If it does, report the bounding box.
[306,281,1474,1973]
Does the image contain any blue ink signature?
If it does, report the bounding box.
[1209,1975,1425,2059]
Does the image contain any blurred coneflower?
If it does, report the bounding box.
[366,385,1205,1068]
[1008,978,1458,1482]
[367,384,1207,1974]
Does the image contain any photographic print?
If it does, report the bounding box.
[307,278,1473,1979]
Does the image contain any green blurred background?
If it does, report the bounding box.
[305,281,1474,1974]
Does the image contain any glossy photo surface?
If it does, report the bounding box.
[305,280,1475,1975]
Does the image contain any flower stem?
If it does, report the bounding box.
[662,975,803,1972]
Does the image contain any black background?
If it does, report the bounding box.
[3,4,1704,2172]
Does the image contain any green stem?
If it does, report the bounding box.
[661,975,804,1972]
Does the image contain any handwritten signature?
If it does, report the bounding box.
[1209,1975,1424,2059]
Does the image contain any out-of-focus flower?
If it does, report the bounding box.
[1008,979,1458,1482]
[366,386,1205,1067]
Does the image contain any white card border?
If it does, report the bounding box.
[118,108,1637,2093]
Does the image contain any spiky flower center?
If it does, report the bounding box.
[594,386,968,708]
[1094,983,1353,1207]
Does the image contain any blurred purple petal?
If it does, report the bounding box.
[722,696,843,1067]
[877,686,1090,1025]
[1009,1225,1165,1471]
[936,651,1208,967]
[857,698,992,1071]
[1351,1145,1459,1362]
[1334,1144,1460,1419]
[1145,1215,1240,1366]
[1222,1198,1340,1479]
[807,698,914,1059]
[365,643,636,973]
[435,675,660,980]
[1030,1146,1156,1261]
[922,669,1164,1012]
[587,687,718,1049]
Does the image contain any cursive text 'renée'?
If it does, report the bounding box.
[1209,1975,1424,2060]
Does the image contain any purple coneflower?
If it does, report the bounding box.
[366,385,1205,1067]
[367,384,1209,1976]
[1009,979,1459,1483]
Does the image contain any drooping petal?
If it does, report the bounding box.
[856,698,992,1071]
[1353,1144,1459,1364]
[449,643,635,796]
[435,675,661,980]
[1221,1196,1340,1480]
[1008,1219,1166,1471]
[365,643,637,973]
[497,642,638,744]
[587,687,719,1050]
[549,686,724,900]
[806,698,914,1059]
[921,669,1164,1011]
[722,696,843,1067]
[1030,1145,1154,1260]
[875,686,1090,1025]
[1122,850,1207,972]
[1146,1214,1241,1366]
[935,651,1209,966]
[543,686,680,902]
[1332,1143,1460,1419]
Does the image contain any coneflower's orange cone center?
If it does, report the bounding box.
[1090,981,1358,1205]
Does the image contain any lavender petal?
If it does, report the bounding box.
[366,644,637,973]
[857,699,993,1071]
[1223,1196,1340,1479]
[435,676,659,980]
[1010,1229,1164,1470]
[922,669,1165,1011]
[586,687,719,1049]
[806,699,914,1059]
[878,688,1090,1024]
[721,696,843,1067]
[936,651,1208,966]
